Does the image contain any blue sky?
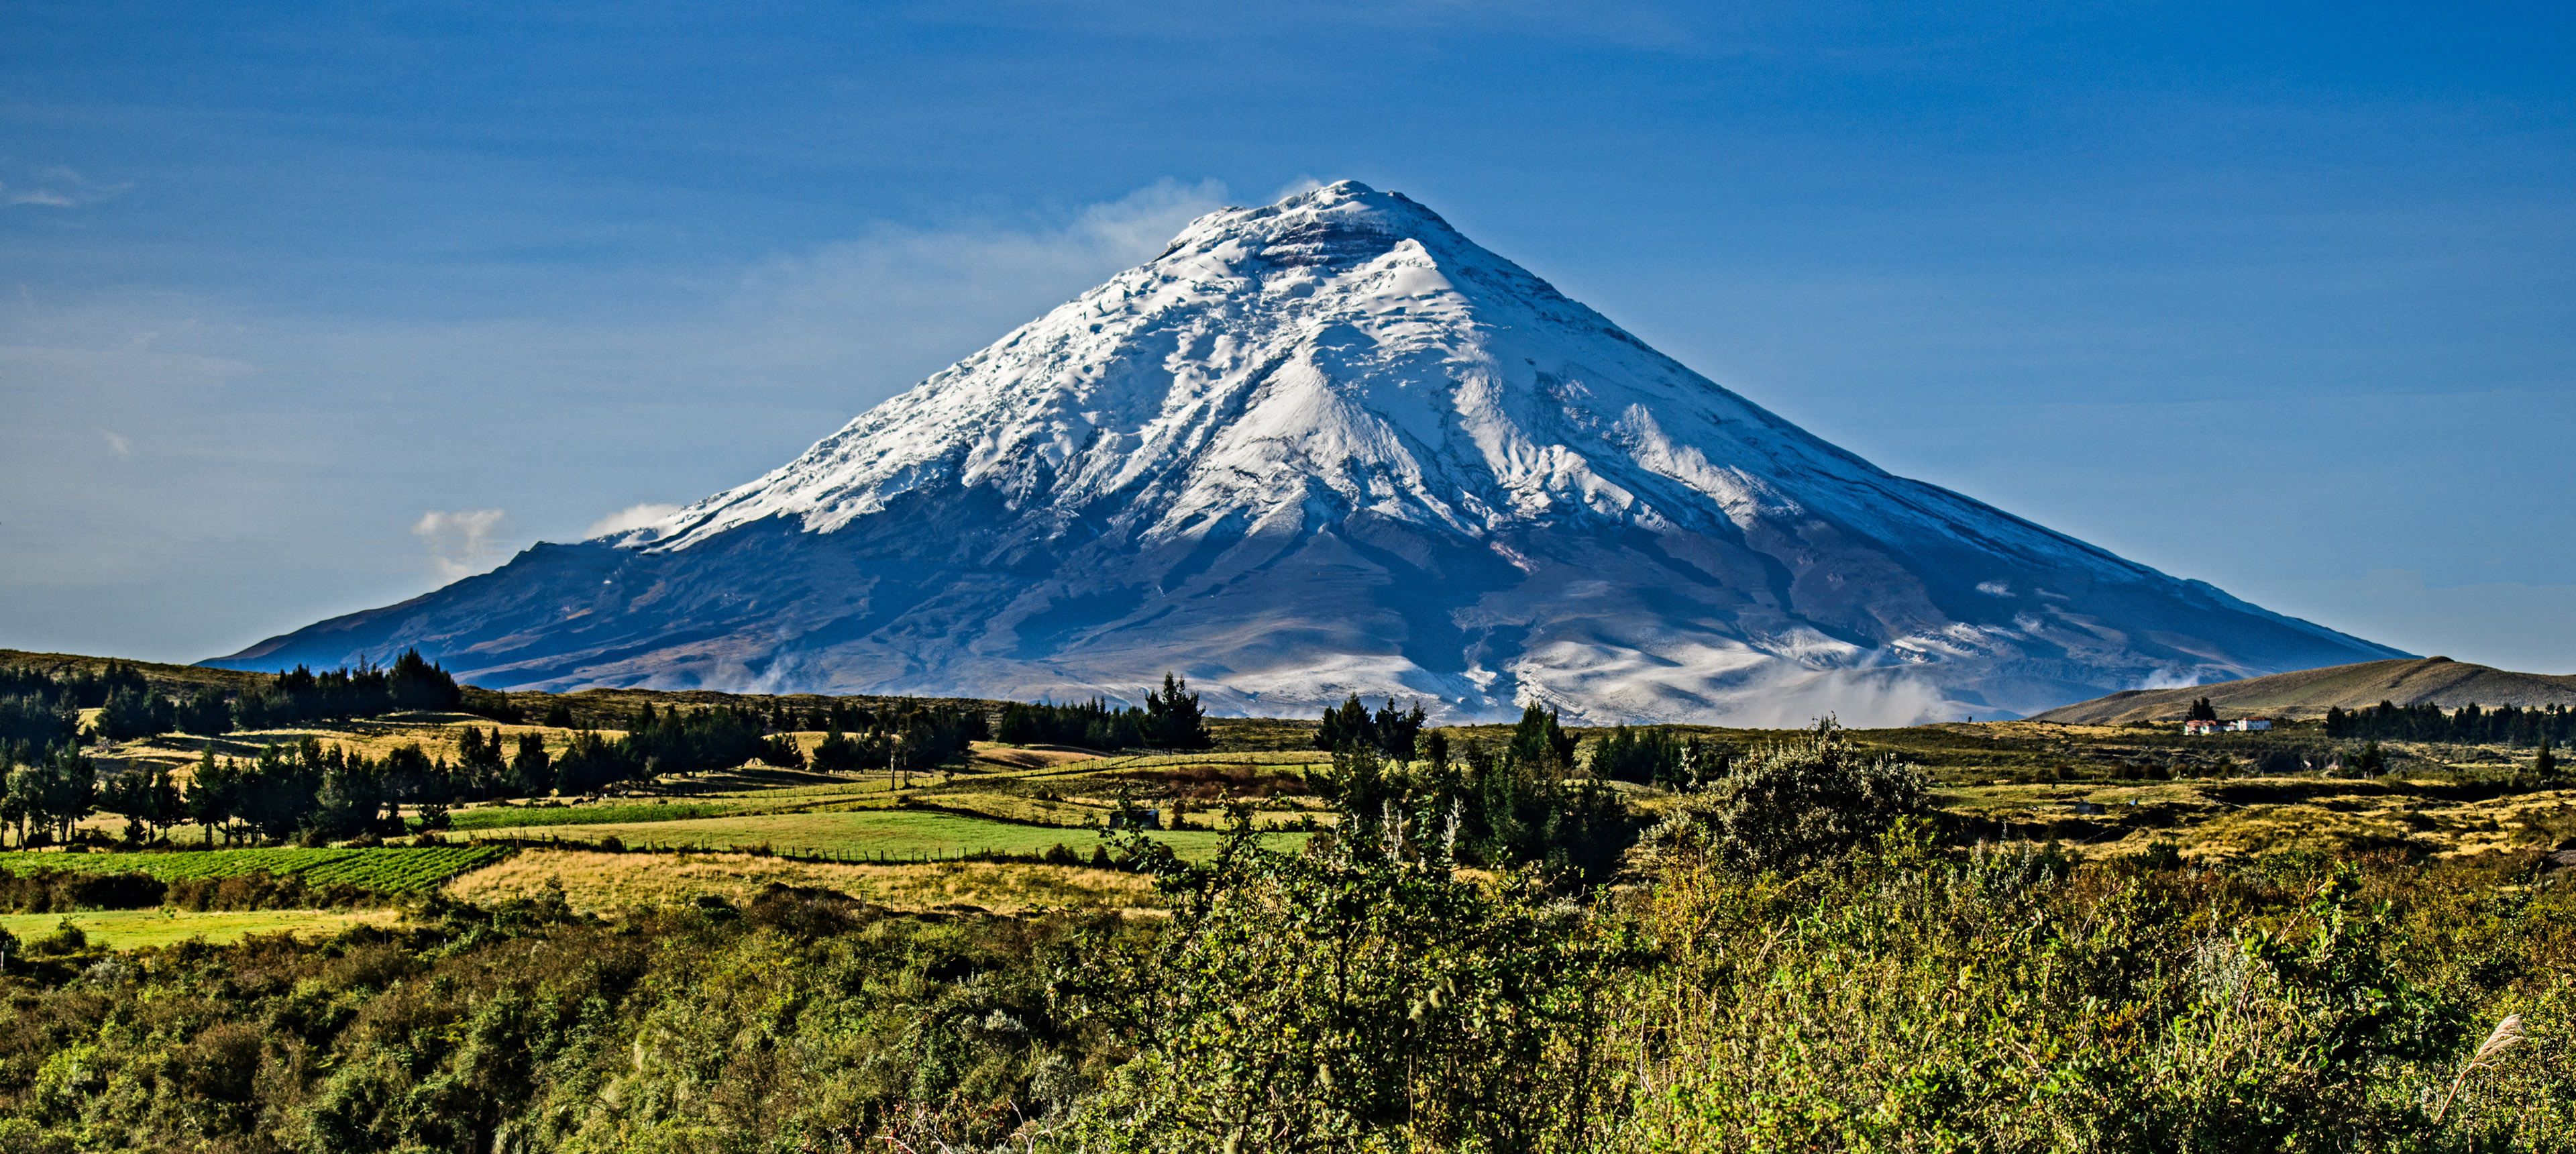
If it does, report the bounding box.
[5,0,2573,672]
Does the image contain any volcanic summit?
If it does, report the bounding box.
[211,181,2405,723]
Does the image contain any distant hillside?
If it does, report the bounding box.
[0,649,271,694]
[2031,657,2576,725]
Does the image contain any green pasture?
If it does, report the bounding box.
[444,800,761,830]
[0,847,508,892]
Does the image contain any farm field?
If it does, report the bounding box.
[1930,776,2576,859]
[446,849,1161,914]
[0,908,405,949]
[442,808,1304,861]
[445,798,777,830]
[0,847,508,892]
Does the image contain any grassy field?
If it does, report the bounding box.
[445,798,770,830]
[447,807,1303,861]
[446,849,1161,914]
[0,847,508,892]
[0,908,405,949]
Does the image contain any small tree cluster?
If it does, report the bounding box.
[994,673,1210,751]
[1313,694,1428,758]
[0,744,97,845]
[996,700,1146,750]
[808,701,990,783]
[1307,706,1634,887]
[1587,723,1725,786]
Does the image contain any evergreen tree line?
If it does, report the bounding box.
[0,743,99,845]
[1313,692,1728,788]
[1,737,472,849]
[0,662,146,747]
[1313,694,1428,759]
[3,680,1205,846]
[1587,723,1729,786]
[994,674,1212,751]
[0,712,808,849]
[0,650,464,747]
[994,699,1142,749]
[2324,699,2576,746]
[812,702,995,776]
[231,650,464,728]
[547,702,810,791]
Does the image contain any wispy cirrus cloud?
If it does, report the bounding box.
[1,164,131,209]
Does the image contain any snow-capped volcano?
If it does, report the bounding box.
[211,181,2406,724]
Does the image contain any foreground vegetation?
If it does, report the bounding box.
[3,725,2570,1151]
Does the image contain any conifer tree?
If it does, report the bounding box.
[1316,694,1375,753]
[1371,698,1427,760]
[1507,704,1578,772]
[1145,673,1214,750]
[511,732,554,796]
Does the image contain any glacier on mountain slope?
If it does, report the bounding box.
[211,181,2407,725]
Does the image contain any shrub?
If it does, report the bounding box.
[24,917,85,957]
[1640,716,1929,875]
[0,866,166,912]
[1057,831,1624,1151]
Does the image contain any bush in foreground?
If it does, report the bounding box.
[0,837,2570,1150]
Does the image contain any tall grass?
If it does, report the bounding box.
[1605,834,2576,1150]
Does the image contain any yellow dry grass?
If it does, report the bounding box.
[95,714,623,788]
[443,849,1159,914]
[970,743,1104,771]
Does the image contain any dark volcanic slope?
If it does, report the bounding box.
[209,182,2406,725]
[2031,657,2576,725]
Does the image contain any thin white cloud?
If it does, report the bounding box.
[411,509,511,581]
[586,502,682,538]
[97,429,129,457]
[1,166,132,209]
